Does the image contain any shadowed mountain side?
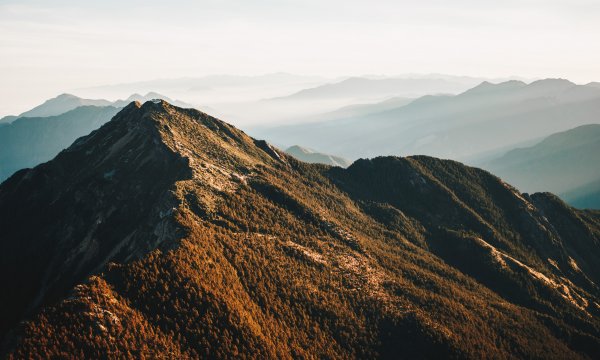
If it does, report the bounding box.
[1,101,599,358]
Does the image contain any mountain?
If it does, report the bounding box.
[0,93,195,182]
[561,179,600,209]
[0,115,18,124]
[1,101,599,358]
[484,124,600,206]
[16,94,113,119]
[0,93,193,124]
[271,76,481,102]
[75,73,330,124]
[73,74,490,127]
[0,106,121,182]
[284,145,351,167]
[587,82,600,89]
[253,79,600,162]
[111,92,193,109]
[306,97,414,123]
[242,76,484,126]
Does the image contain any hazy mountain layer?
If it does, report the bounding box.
[271,76,483,101]
[13,94,113,119]
[561,179,600,209]
[317,97,414,120]
[0,106,120,182]
[253,79,600,162]
[0,93,192,124]
[1,101,599,358]
[484,124,600,207]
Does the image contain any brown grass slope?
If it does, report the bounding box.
[0,100,599,359]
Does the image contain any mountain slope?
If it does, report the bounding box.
[254,79,600,162]
[285,145,351,167]
[0,106,121,182]
[1,101,599,359]
[484,124,600,204]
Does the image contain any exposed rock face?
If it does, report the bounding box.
[1,101,599,359]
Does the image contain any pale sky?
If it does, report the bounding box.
[1,0,599,116]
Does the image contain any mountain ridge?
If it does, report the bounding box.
[1,101,599,358]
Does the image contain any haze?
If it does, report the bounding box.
[2,0,600,116]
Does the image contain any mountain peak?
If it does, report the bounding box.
[527,78,575,89]
[18,93,112,118]
[0,100,275,327]
[585,81,600,89]
[286,144,311,154]
[105,100,286,175]
[55,93,80,99]
[125,93,143,101]
[463,79,527,95]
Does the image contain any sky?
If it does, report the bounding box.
[1,0,599,116]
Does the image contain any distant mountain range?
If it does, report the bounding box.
[484,124,600,208]
[0,92,192,124]
[0,94,112,122]
[270,76,484,101]
[0,106,121,181]
[1,101,599,358]
[304,96,414,123]
[4,80,599,212]
[587,82,600,89]
[78,73,328,97]
[253,79,600,163]
[284,145,351,167]
[561,179,600,210]
[84,74,496,126]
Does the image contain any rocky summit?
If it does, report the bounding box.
[1,100,599,359]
